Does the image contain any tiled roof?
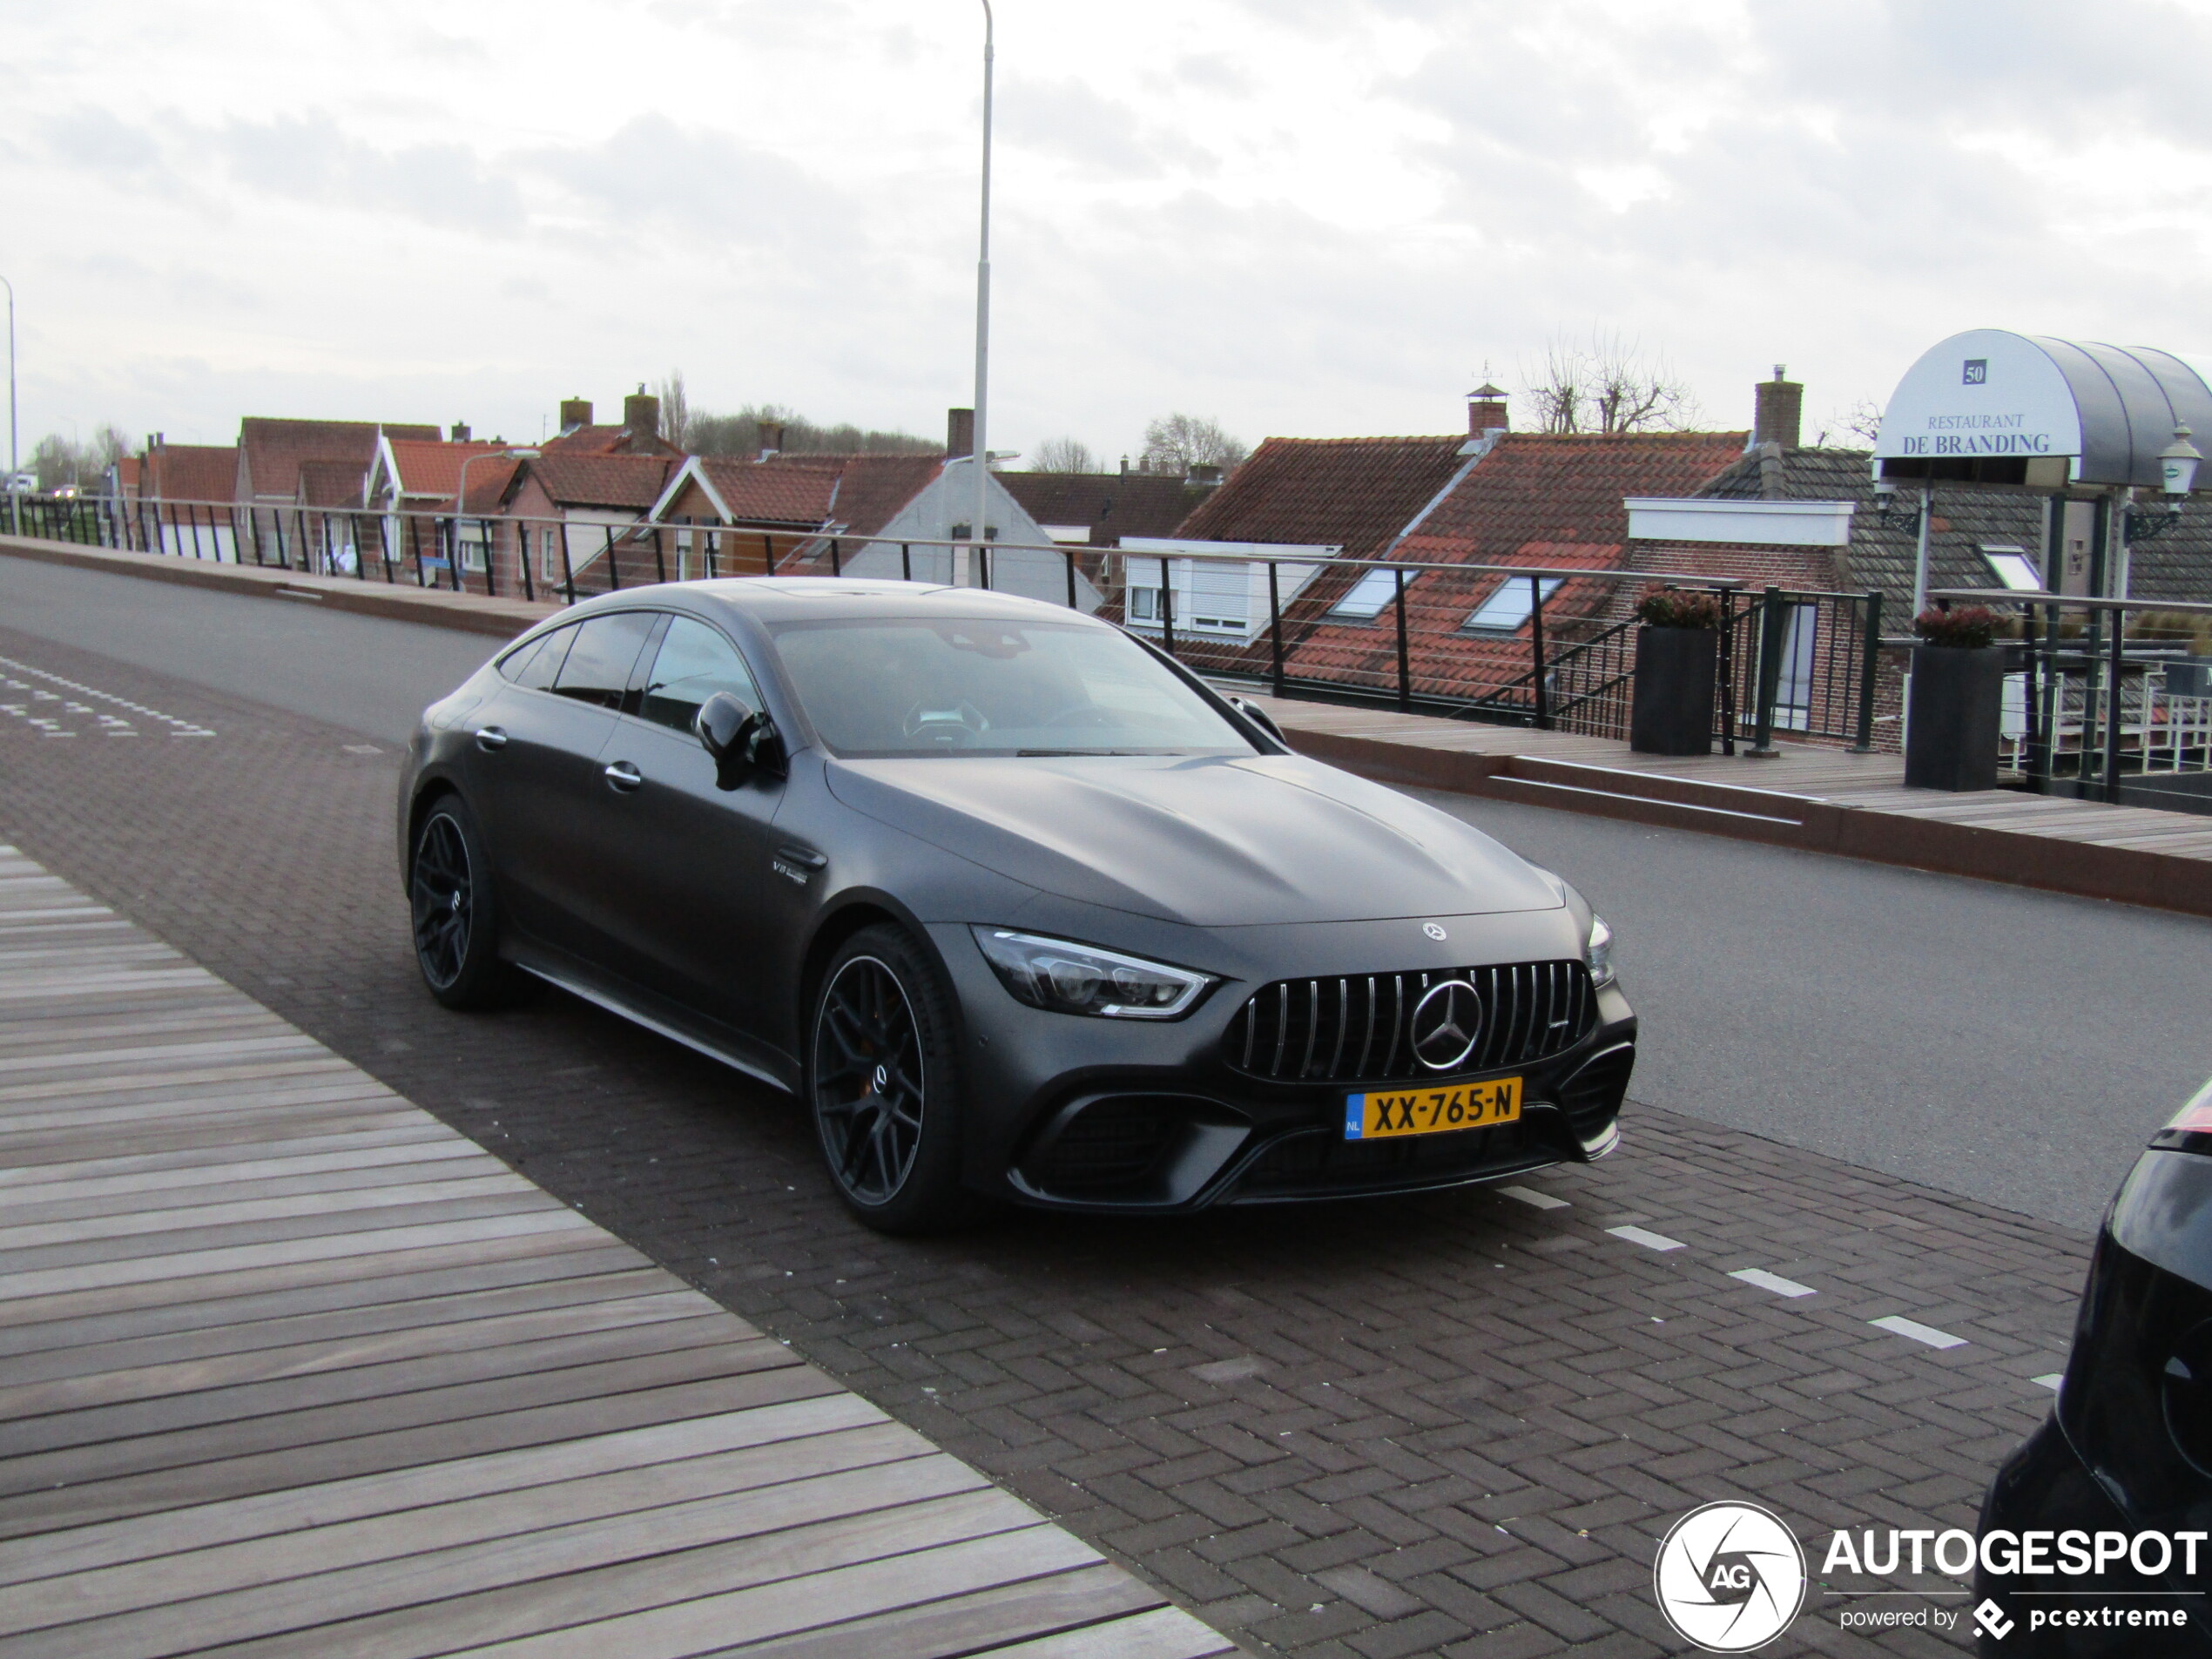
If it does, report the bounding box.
[295,461,366,509]
[143,444,239,504]
[807,453,946,538]
[383,439,512,502]
[692,456,844,524]
[1172,435,1470,559]
[237,418,436,498]
[1281,431,1750,695]
[1684,445,2212,613]
[524,453,677,510]
[543,423,684,459]
[997,471,1204,545]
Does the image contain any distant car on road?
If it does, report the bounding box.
[1976,1079,2212,1654]
[398,580,1635,1231]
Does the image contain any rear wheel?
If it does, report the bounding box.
[808,925,972,1233]
[408,795,527,1009]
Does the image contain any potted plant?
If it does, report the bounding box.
[1629,589,1723,755]
[1905,605,2004,791]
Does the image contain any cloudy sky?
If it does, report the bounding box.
[12,0,2212,462]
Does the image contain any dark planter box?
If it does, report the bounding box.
[1629,627,1717,755]
[1905,644,2004,791]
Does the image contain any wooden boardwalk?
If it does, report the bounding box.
[0,846,1232,1659]
[1251,695,2212,916]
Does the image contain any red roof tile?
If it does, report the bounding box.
[523,452,676,510]
[690,455,844,524]
[143,443,240,504]
[1172,435,1471,558]
[998,471,1201,546]
[295,460,366,509]
[382,439,512,502]
[1283,431,1750,699]
[237,418,436,500]
[542,423,684,459]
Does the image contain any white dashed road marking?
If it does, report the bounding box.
[1730,1267,1817,1298]
[0,654,214,738]
[1497,1184,1569,1210]
[1606,1224,1686,1252]
[2033,1373,2063,1391]
[1870,1314,1968,1351]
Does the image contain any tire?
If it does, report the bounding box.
[408,794,528,1010]
[807,924,974,1233]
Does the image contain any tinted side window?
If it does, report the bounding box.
[553,613,658,711]
[640,617,761,733]
[509,624,576,691]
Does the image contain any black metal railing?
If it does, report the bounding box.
[11,491,1891,752]
[1929,588,2212,803]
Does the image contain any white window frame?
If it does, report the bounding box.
[1330,568,1407,621]
[1979,543,2043,592]
[1461,577,1562,636]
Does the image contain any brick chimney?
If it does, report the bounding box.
[1467,382,1508,435]
[559,398,592,434]
[948,408,975,458]
[624,388,659,441]
[1754,365,1802,449]
[450,421,471,442]
[755,420,786,461]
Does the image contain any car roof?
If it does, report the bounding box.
[578,577,1102,628]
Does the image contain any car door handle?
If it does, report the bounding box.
[776,846,827,870]
[475,725,509,752]
[604,760,644,792]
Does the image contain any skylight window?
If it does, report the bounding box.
[1978,544,2042,592]
[1329,568,1410,620]
[1463,577,1563,635]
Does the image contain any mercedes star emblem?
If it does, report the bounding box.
[1423,921,1447,941]
[1409,979,1483,1072]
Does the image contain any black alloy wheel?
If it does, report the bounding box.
[408,796,524,1009]
[808,925,972,1232]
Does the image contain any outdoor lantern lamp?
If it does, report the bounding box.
[1871,474,1925,531]
[2125,423,2202,542]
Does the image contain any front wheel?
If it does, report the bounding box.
[408,795,527,1009]
[807,926,973,1233]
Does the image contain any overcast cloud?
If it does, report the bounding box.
[10,0,2212,458]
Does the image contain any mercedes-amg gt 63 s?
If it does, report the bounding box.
[400,580,1635,1231]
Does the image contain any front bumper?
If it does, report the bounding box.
[927,920,1635,1214]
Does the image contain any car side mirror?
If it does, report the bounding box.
[1226,696,1287,749]
[697,691,779,790]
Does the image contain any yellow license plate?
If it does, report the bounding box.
[1345,1077,1521,1140]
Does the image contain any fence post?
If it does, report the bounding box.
[1063,548,1076,609]
[516,520,534,601]
[1748,585,1786,757]
[1528,574,1549,731]
[1849,589,1883,752]
[901,543,913,582]
[2104,603,2127,803]
[1269,559,1285,698]
[1716,590,1738,755]
[1159,556,1177,658]
[830,536,841,578]
[1394,568,1411,711]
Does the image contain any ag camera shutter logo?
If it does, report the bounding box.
[1653,1501,1807,1651]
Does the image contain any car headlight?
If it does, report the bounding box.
[971,928,1214,1020]
[1585,914,1615,988]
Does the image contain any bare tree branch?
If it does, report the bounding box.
[1139,413,1249,474]
[1521,331,1701,435]
[1031,436,1099,473]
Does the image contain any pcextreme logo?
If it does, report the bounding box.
[1652,1501,1808,1652]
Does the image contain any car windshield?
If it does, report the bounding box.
[767,617,1254,758]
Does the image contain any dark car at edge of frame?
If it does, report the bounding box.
[1975,1078,2212,1656]
[397,578,1635,1232]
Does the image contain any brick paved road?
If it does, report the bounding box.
[0,622,2101,1656]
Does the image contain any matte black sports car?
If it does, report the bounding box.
[399,579,1635,1231]
[1975,1082,2212,1655]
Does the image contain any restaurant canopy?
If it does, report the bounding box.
[1875,329,2212,492]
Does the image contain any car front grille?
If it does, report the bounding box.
[1225,960,1595,1083]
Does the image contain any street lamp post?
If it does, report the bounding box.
[3,274,16,538]
[455,447,539,597]
[969,0,993,587]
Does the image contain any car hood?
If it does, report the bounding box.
[825,753,1562,927]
